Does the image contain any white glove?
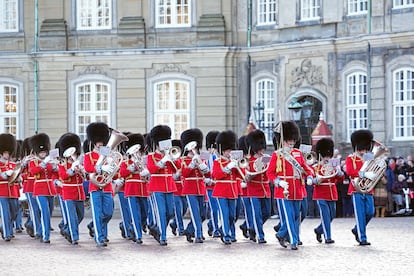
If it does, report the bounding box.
[240,181,247,188]
[161,155,170,164]
[5,169,13,176]
[140,168,150,177]
[44,156,51,163]
[71,160,80,171]
[113,178,124,186]
[278,180,289,189]
[54,179,63,187]
[204,178,212,186]
[364,171,377,181]
[363,152,374,161]
[101,164,114,174]
[128,164,136,172]
[306,176,313,186]
[198,163,208,173]
[226,161,237,170]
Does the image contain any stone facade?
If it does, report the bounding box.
[0,0,413,156]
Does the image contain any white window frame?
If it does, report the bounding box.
[348,0,368,15]
[0,82,20,137]
[152,79,190,139]
[346,71,368,141]
[393,0,414,9]
[393,67,414,140]
[76,0,112,31]
[300,0,321,21]
[155,0,191,28]
[0,0,18,32]
[254,78,276,144]
[257,0,278,26]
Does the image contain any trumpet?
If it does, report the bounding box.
[126,144,145,172]
[168,146,182,160]
[63,147,83,172]
[184,141,201,163]
[305,151,317,166]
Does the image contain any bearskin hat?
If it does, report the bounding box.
[83,139,90,154]
[216,130,237,154]
[0,133,16,155]
[123,133,145,154]
[272,121,300,149]
[22,137,32,156]
[86,122,110,145]
[315,138,334,158]
[238,135,249,155]
[13,139,23,159]
[351,129,373,151]
[181,128,203,151]
[150,125,171,148]
[206,130,219,150]
[144,133,152,153]
[57,133,82,158]
[246,130,266,154]
[172,139,182,150]
[31,133,51,154]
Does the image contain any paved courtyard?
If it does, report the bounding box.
[1,210,413,276]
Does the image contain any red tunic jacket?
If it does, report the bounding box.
[146,151,179,193]
[0,160,16,197]
[212,157,242,199]
[345,153,374,195]
[29,159,57,197]
[246,156,270,198]
[266,148,314,200]
[312,162,343,201]
[119,159,149,197]
[58,160,86,201]
[181,156,210,196]
[83,150,114,194]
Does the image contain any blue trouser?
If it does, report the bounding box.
[90,190,114,244]
[315,200,336,240]
[186,195,205,239]
[170,195,187,235]
[128,196,148,240]
[250,197,271,240]
[274,198,285,232]
[206,189,220,236]
[118,191,133,238]
[36,195,53,241]
[152,192,175,242]
[0,197,12,239]
[57,195,68,232]
[14,201,23,229]
[217,197,237,242]
[278,199,301,246]
[352,193,375,242]
[9,198,19,227]
[26,192,42,237]
[147,196,156,229]
[64,200,84,242]
[240,196,254,233]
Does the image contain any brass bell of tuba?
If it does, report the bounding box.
[89,128,129,188]
[353,140,389,193]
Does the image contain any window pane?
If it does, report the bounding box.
[77,0,111,30]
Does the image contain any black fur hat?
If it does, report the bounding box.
[58,133,82,158]
[123,133,145,154]
[315,138,334,158]
[206,130,219,149]
[238,135,249,155]
[86,122,110,145]
[351,129,373,151]
[144,133,152,153]
[181,128,203,151]
[31,133,51,154]
[216,130,237,154]
[22,137,32,156]
[82,139,90,154]
[172,139,182,151]
[13,139,23,159]
[0,133,16,155]
[273,121,300,149]
[150,125,171,147]
[246,130,266,154]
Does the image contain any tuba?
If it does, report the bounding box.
[89,128,129,188]
[352,140,389,193]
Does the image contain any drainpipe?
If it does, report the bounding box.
[33,0,39,134]
[367,0,372,34]
[247,0,252,121]
[367,42,372,130]
[247,0,252,47]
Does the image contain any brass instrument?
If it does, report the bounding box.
[89,128,129,188]
[168,146,182,160]
[63,146,84,174]
[353,140,389,193]
[184,141,201,163]
[245,154,271,177]
[8,163,23,184]
[126,144,144,172]
[229,150,248,181]
[305,151,317,166]
[315,162,338,182]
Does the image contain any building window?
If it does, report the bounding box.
[0,84,18,136]
[346,72,368,140]
[300,0,320,21]
[393,0,414,9]
[76,0,112,30]
[257,0,278,26]
[255,79,275,143]
[75,81,111,141]
[348,0,368,15]
[154,80,190,139]
[0,0,18,32]
[156,0,191,28]
[393,68,414,139]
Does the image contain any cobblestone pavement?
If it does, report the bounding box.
[1,212,413,276]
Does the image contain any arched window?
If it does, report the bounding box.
[75,81,111,141]
[346,71,368,140]
[0,83,18,136]
[393,67,414,139]
[255,78,275,143]
[154,80,190,139]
